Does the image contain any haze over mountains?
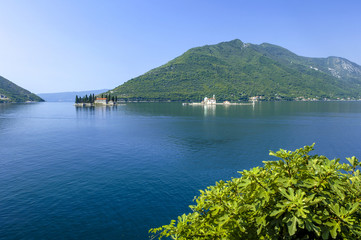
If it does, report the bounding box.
[38,89,109,102]
[107,39,361,101]
[0,75,43,102]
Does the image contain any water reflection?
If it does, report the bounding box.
[202,105,216,116]
[75,105,122,118]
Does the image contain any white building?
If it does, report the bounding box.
[202,95,216,105]
[249,96,264,101]
[0,94,9,100]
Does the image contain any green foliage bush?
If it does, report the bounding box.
[150,144,361,239]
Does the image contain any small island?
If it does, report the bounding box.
[74,94,120,107]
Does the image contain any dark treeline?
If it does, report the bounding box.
[75,94,118,103]
[75,94,95,103]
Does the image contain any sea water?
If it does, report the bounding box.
[1,102,361,239]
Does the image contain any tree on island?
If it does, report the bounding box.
[74,94,96,104]
[150,144,361,239]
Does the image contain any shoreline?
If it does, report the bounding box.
[71,99,361,107]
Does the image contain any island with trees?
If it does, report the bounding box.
[74,94,119,107]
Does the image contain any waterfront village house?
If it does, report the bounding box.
[202,95,217,105]
[0,94,8,99]
[249,96,264,101]
[94,97,107,105]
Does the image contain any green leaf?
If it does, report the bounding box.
[321,228,330,240]
[329,221,340,239]
[270,208,285,217]
[288,216,298,236]
[348,202,360,215]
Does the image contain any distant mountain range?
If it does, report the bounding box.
[106,39,361,101]
[38,89,109,102]
[0,75,43,102]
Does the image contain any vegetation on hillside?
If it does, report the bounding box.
[150,144,361,239]
[0,75,44,102]
[107,40,361,102]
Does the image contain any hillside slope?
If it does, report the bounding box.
[0,75,44,102]
[108,39,361,101]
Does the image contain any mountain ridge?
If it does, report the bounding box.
[106,39,361,101]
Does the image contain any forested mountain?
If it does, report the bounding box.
[0,75,44,102]
[107,39,361,101]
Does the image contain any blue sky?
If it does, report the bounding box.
[1,0,360,93]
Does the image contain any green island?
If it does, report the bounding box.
[150,144,361,239]
[74,94,119,107]
[105,39,361,102]
[0,75,43,103]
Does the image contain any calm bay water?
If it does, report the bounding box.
[1,101,361,239]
